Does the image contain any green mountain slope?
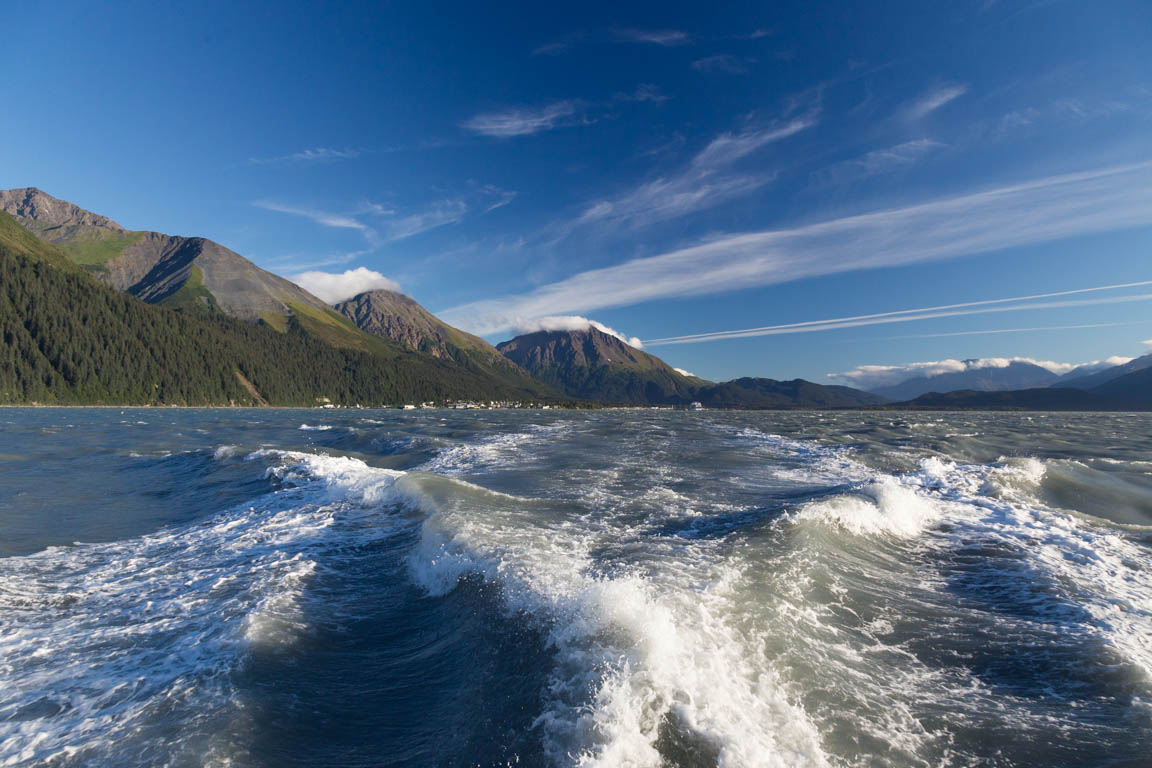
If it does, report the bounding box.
[0,187,336,324]
[0,211,549,406]
[334,289,551,394]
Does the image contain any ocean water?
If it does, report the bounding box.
[1,409,1151,768]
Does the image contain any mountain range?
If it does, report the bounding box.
[869,361,1061,401]
[861,354,1152,407]
[0,187,1147,410]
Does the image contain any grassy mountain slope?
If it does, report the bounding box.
[0,187,334,324]
[0,211,549,406]
[334,289,551,394]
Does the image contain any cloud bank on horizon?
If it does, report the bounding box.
[831,354,1136,390]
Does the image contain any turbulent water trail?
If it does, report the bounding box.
[0,451,409,766]
[0,409,1150,767]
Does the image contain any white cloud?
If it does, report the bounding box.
[532,40,573,56]
[1084,355,1137,370]
[440,162,1152,335]
[883,321,1136,340]
[462,100,583,137]
[692,55,753,74]
[612,28,691,46]
[673,367,698,378]
[644,283,1152,346]
[250,147,362,164]
[290,267,400,304]
[615,84,669,102]
[813,139,944,186]
[691,119,814,167]
[572,117,814,231]
[1143,339,1152,348]
[514,315,644,349]
[379,200,468,240]
[906,84,967,119]
[833,357,1077,389]
[830,354,1138,389]
[257,187,511,246]
[254,201,371,233]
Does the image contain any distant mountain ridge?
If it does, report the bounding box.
[496,328,887,408]
[1053,353,1152,390]
[866,352,1152,406]
[698,377,887,409]
[869,360,1059,401]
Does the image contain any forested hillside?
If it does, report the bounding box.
[0,212,547,406]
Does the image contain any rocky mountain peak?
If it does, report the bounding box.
[0,187,125,236]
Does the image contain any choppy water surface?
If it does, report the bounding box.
[1,408,1151,767]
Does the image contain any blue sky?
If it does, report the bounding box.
[3,0,1151,383]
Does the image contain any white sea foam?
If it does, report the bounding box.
[419,422,569,476]
[0,449,408,766]
[6,416,1150,767]
[905,455,1152,682]
[794,476,941,537]
[407,427,833,767]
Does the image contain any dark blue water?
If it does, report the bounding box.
[1,409,1150,767]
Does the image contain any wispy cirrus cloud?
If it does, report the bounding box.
[692,54,754,74]
[250,147,363,164]
[614,84,670,103]
[532,40,574,56]
[253,201,373,233]
[812,138,944,186]
[883,321,1139,340]
[906,84,967,119]
[644,285,1152,346]
[572,116,815,231]
[255,186,514,247]
[462,100,585,137]
[381,200,469,240]
[440,162,1152,335]
[612,28,691,46]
